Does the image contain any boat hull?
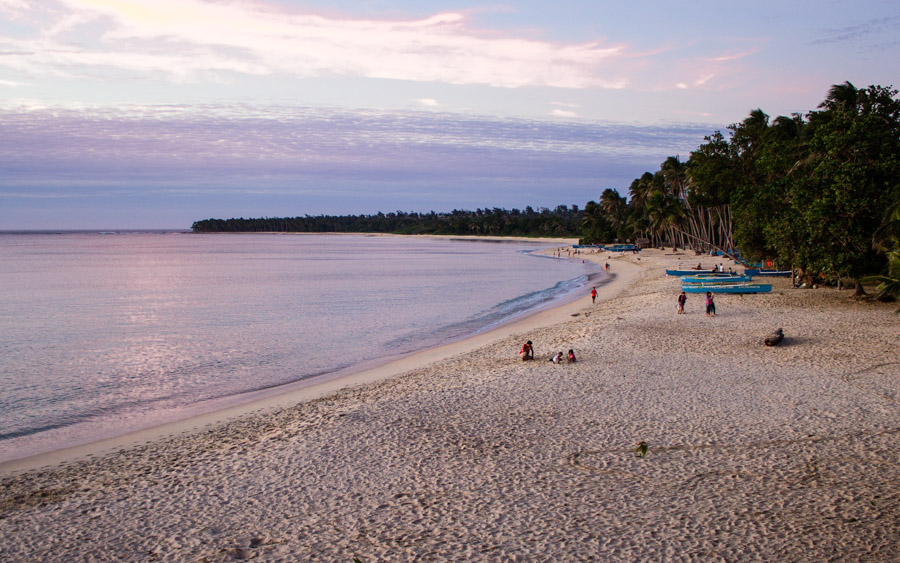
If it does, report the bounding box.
[681,283,773,294]
[744,269,792,277]
[667,269,718,276]
[681,274,752,284]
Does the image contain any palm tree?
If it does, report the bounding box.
[599,188,627,236]
[820,81,859,113]
[628,172,655,210]
[580,200,606,244]
[767,113,806,143]
[645,190,685,247]
[660,156,690,201]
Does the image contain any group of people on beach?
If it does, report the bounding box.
[519,340,576,363]
[676,291,716,316]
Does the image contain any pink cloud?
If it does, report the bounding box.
[31,0,627,89]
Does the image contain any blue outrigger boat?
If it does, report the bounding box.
[667,268,718,276]
[603,244,641,252]
[681,283,772,294]
[744,268,792,277]
[681,274,752,284]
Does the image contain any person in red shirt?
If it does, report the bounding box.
[519,340,534,361]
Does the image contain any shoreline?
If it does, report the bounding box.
[2,248,897,561]
[0,238,614,474]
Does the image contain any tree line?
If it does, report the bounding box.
[191,205,583,238]
[581,81,899,297]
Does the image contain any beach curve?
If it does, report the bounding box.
[1,247,897,562]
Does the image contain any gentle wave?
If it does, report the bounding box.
[383,269,606,352]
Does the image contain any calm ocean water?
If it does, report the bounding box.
[0,232,600,462]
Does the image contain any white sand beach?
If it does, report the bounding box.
[1,247,898,562]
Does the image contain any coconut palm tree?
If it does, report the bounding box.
[660,156,690,201]
[645,190,685,247]
[580,200,608,244]
[820,81,859,113]
[599,188,627,236]
[628,172,655,210]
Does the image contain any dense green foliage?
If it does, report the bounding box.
[191,206,583,238]
[581,82,900,294]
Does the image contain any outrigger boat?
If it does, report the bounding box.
[573,244,642,252]
[680,274,752,284]
[666,268,717,276]
[744,268,792,277]
[602,244,641,252]
[681,283,772,294]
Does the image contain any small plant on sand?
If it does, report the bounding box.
[634,441,649,458]
[861,250,900,312]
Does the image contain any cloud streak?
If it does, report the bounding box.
[812,14,900,46]
[0,104,712,208]
[0,0,629,89]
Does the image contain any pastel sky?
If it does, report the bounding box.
[1,0,898,229]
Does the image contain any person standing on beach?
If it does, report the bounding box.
[705,291,716,317]
[677,291,686,314]
[591,286,597,304]
[520,340,534,361]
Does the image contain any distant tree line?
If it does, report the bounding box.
[191,205,583,238]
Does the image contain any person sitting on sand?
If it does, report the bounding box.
[549,351,563,364]
[520,340,534,361]
[567,349,577,363]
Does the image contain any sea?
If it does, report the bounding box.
[0,231,602,463]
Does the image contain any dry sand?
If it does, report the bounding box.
[1,248,898,562]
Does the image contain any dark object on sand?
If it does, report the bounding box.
[764,328,784,346]
[634,442,648,458]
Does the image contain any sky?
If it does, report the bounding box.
[1,1,898,229]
